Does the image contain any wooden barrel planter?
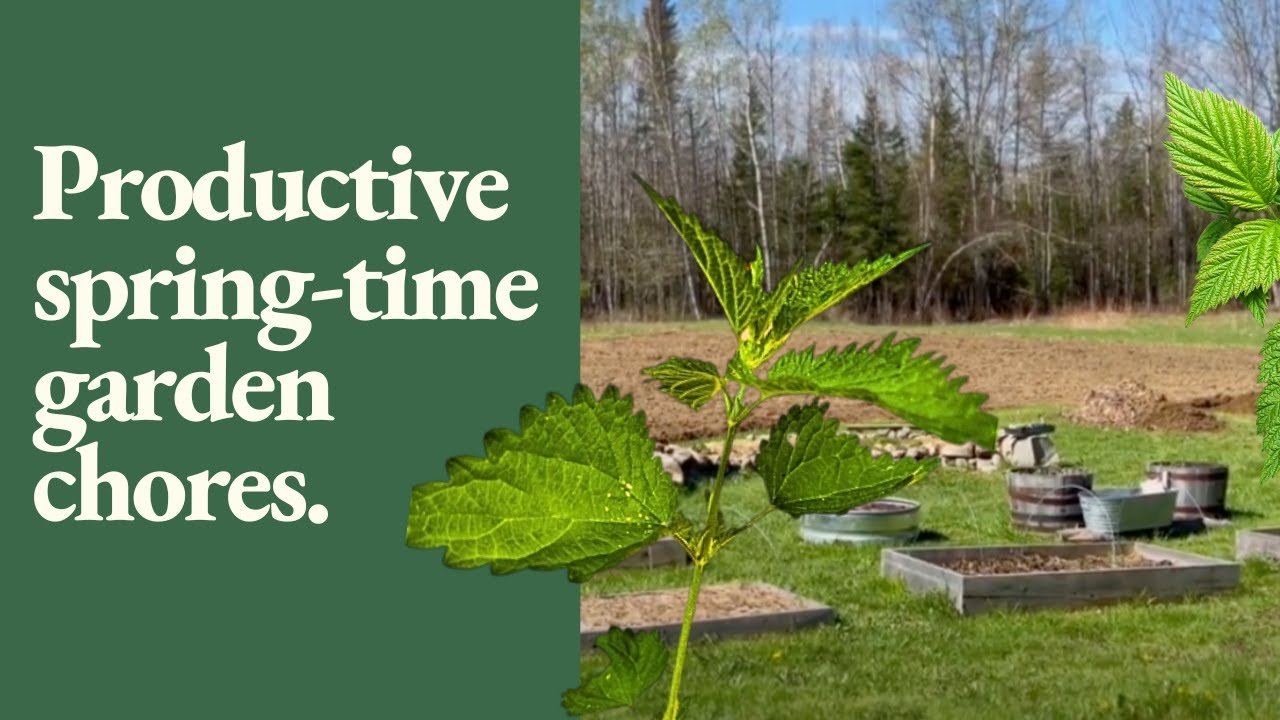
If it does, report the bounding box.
[1144,462,1229,520]
[1007,467,1093,532]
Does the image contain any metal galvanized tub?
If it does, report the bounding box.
[1144,462,1229,520]
[1080,488,1177,536]
[1006,467,1093,531]
[799,498,920,546]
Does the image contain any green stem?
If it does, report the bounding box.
[662,560,704,720]
[662,425,738,720]
[704,425,739,534]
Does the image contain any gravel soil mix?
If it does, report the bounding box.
[941,551,1173,575]
[580,583,814,633]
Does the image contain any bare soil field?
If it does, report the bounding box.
[581,326,1262,442]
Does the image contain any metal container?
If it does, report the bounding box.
[799,498,920,546]
[1080,488,1177,536]
[1144,462,1229,520]
[1006,467,1093,531]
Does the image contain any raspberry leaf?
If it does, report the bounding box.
[1196,216,1240,262]
[1188,219,1280,324]
[1184,184,1233,216]
[1165,73,1277,210]
[1260,324,1280,481]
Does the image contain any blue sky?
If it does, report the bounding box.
[781,0,1132,50]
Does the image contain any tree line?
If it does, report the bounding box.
[580,0,1280,321]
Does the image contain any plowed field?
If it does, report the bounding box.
[581,325,1261,441]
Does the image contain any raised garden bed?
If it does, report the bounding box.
[882,542,1240,615]
[1237,529,1280,562]
[580,583,834,650]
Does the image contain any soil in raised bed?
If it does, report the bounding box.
[581,583,808,632]
[942,551,1173,575]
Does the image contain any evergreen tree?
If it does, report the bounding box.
[839,89,911,260]
[726,82,767,251]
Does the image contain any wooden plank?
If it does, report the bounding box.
[881,548,962,608]
[1237,528,1280,561]
[579,584,835,651]
[961,563,1239,615]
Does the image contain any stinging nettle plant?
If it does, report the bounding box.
[1165,73,1280,480]
[405,179,997,719]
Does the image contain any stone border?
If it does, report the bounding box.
[882,542,1240,615]
[580,583,835,650]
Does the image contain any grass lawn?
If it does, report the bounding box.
[583,310,1268,349]
[580,411,1280,719]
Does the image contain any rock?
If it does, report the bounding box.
[891,448,907,459]
[657,452,685,485]
[975,456,1002,473]
[940,441,976,459]
[1009,435,1057,468]
[997,433,1017,459]
[906,447,927,460]
[667,445,695,465]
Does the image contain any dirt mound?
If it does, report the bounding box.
[1190,392,1258,415]
[1070,379,1223,432]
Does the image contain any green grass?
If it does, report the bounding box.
[583,311,1268,349]
[580,412,1280,719]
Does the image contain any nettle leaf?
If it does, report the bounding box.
[639,178,918,371]
[746,334,997,446]
[1184,184,1233,216]
[563,627,668,715]
[1196,216,1239,262]
[638,178,763,336]
[406,386,678,582]
[1188,219,1280,324]
[1165,73,1277,210]
[738,248,925,368]
[756,402,938,516]
[1259,323,1280,481]
[643,357,724,410]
